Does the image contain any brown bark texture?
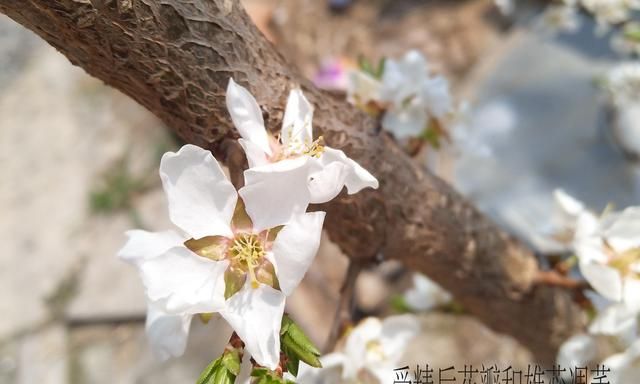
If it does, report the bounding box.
[0,0,584,362]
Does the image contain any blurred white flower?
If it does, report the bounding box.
[495,0,515,15]
[611,22,640,56]
[345,50,454,140]
[227,78,378,230]
[580,0,640,32]
[541,4,581,33]
[603,339,640,383]
[298,315,420,383]
[604,62,640,107]
[548,188,587,247]
[603,63,640,158]
[403,273,452,312]
[379,51,453,139]
[589,301,640,347]
[557,333,599,370]
[119,144,326,369]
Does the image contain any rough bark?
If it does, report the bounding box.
[0,0,584,362]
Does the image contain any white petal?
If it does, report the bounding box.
[379,314,421,359]
[422,76,452,119]
[579,261,623,302]
[145,304,192,361]
[347,70,382,105]
[272,212,325,295]
[603,340,640,384]
[307,161,349,204]
[236,350,254,384]
[118,230,186,263]
[589,302,639,346]
[238,138,269,168]
[343,318,381,378]
[404,274,452,312]
[297,356,345,384]
[604,207,640,253]
[309,147,378,204]
[139,246,228,314]
[556,334,597,369]
[160,144,236,239]
[239,157,314,231]
[226,79,272,156]
[221,283,286,370]
[553,189,585,217]
[622,277,640,313]
[382,106,428,139]
[282,89,313,146]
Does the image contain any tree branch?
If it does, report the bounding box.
[0,0,584,362]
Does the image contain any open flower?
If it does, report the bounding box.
[297,315,420,383]
[574,205,640,311]
[346,50,453,140]
[226,79,378,231]
[119,144,325,369]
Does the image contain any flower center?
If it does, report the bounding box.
[229,233,265,288]
[272,132,325,161]
[607,246,640,277]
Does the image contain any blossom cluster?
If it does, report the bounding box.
[295,315,421,383]
[551,190,640,380]
[346,50,454,142]
[118,79,378,374]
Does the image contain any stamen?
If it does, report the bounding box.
[229,234,265,289]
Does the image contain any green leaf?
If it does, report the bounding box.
[282,333,322,368]
[390,294,412,313]
[221,349,241,376]
[283,345,300,377]
[197,349,241,384]
[196,358,220,384]
[280,315,322,369]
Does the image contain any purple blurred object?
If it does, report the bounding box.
[313,58,348,91]
[328,0,353,12]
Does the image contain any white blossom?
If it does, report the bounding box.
[603,63,640,158]
[297,315,420,383]
[580,0,640,31]
[226,78,378,231]
[403,273,452,312]
[345,50,454,140]
[379,51,453,139]
[119,144,325,369]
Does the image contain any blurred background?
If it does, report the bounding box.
[1,0,638,382]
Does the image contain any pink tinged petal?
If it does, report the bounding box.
[282,89,314,146]
[145,304,192,361]
[221,283,286,370]
[139,246,228,314]
[309,147,378,204]
[226,79,272,156]
[272,212,326,296]
[118,230,187,263]
[238,138,269,168]
[579,261,623,302]
[239,157,315,232]
[160,144,237,239]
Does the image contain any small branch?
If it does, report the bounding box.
[534,270,589,290]
[325,259,365,352]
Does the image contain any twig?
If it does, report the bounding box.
[324,259,364,352]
